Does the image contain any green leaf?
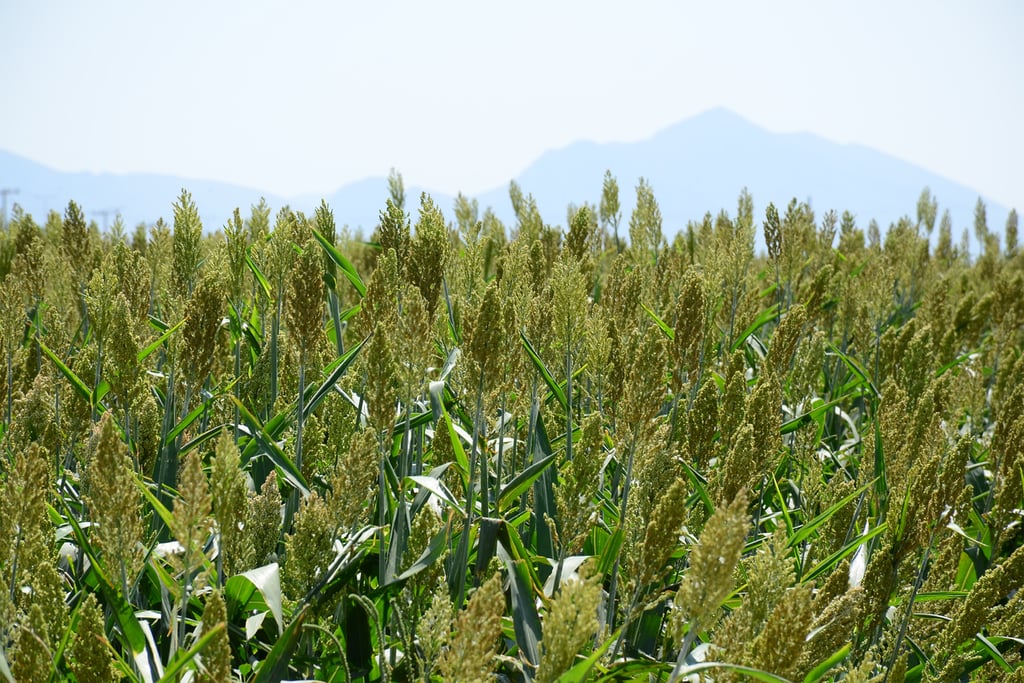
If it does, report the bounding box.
[787,479,873,549]
[148,554,181,602]
[803,643,851,682]
[826,343,879,397]
[771,473,796,537]
[155,622,226,683]
[179,423,227,456]
[803,522,887,583]
[935,349,980,378]
[406,475,463,512]
[253,605,309,683]
[301,527,377,607]
[440,399,471,484]
[137,318,186,362]
[233,396,310,495]
[522,331,569,411]
[781,393,861,435]
[246,247,272,299]
[595,658,668,681]
[165,391,217,442]
[894,477,915,543]
[395,525,449,583]
[498,544,542,676]
[680,457,713,516]
[558,629,622,683]
[595,525,625,578]
[671,661,793,683]
[312,226,366,297]
[38,337,93,405]
[132,470,176,532]
[148,314,169,333]
[225,563,285,633]
[731,302,779,352]
[0,651,12,683]
[974,633,1015,673]
[92,379,111,408]
[236,335,365,467]
[642,303,674,341]
[497,452,556,512]
[301,335,367,420]
[898,591,969,604]
[57,500,156,681]
[339,302,361,322]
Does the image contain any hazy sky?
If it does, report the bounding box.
[2,1,1021,211]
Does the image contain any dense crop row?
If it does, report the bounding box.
[0,176,1022,681]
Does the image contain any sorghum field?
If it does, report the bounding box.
[0,176,1022,682]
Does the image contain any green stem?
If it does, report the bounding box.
[667,620,700,683]
[5,346,13,430]
[605,431,638,654]
[564,349,573,463]
[284,349,307,550]
[329,290,344,356]
[268,296,281,420]
[92,339,104,422]
[233,299,242,439]
[472,369,488,519]
[495,391,508,501]
[455,368,487,609]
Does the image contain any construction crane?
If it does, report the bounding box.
[0,187,18,229]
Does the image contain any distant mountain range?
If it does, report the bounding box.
[0,108,1012,242]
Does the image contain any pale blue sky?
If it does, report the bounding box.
[1,1,1021,212]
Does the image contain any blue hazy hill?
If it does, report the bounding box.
[473,108,1010,239]
[1,108,1011,241]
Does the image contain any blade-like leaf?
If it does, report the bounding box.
[671,661,793,683]
[38,337,93,405]
[155,622,226,683]
[803,643,851,683]
[57,501,155,681]
[0,651,13,683]
[302,335,367,420]
[179,423,227,456]
[165,391,217,442]
[93,379,111,408]
[440,400,470,483]
[497,452,556,512]
[803,522,888,583]
[781,394,861,435]
[246,247,272,299]
[498,543,542,676]
[974,633,1014,673]
[406,475,463,512]
[133,470,176,532]
[787,479,874,549]
[225,563,284,632]
[731,303,780,352]
[253,605,309,683]
[826,343,879,397]
[394,525,448,583]
[558,629,623,683]
[642,303,674,341]
[595,525,625,578]
[232,396,310,495]
[521,331,568,411]
[311,226,366,297]
[137,318,186,363]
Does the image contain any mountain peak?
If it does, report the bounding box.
[658,107,761,135]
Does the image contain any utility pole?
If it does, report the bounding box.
[0,187,18,230]
[92,208,120,233]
